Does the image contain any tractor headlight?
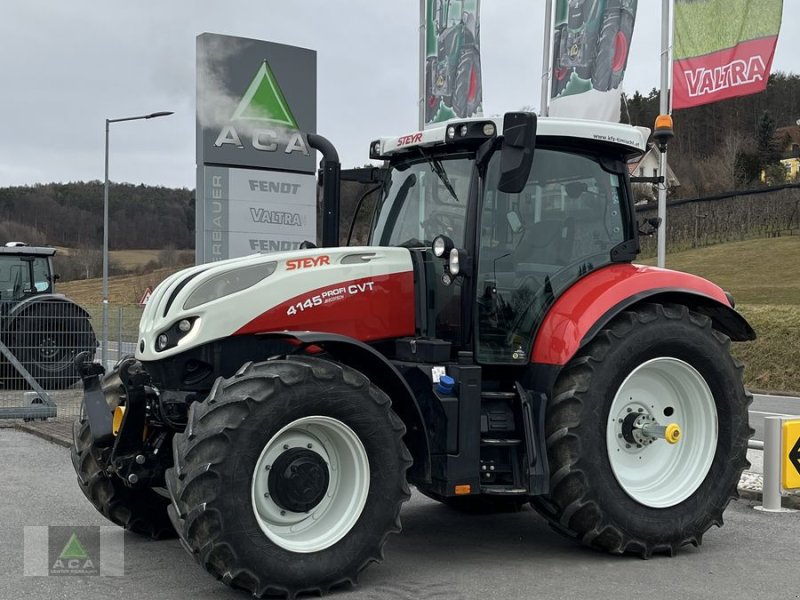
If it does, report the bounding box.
[447,126,456,140]
[156,334,169,351]
[449,248,460,276]
[183,262,277,310]
[432,235,454,258]
[155,317,199,352]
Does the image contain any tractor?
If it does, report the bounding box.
[72,113,754,598]
[425,0,482,122]
[0,243,95,389]
[552,0,637,97]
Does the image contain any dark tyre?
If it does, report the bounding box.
[453,47,481,118]
[591,9,634,91]
[70,418,176,539]
[11,305,96,389]
[531,303,751,557]
[419,488,528,513]
[551,26,571,98]
[166,356,412,598]
[425,57,439,124]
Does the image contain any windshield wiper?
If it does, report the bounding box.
[419,150,460,203]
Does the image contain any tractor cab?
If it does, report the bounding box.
[369,113,645,363]
[0,244,56,305]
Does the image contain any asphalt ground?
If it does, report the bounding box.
[2,429,799,600]
[750,393,800,442]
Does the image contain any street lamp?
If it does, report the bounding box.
[102,111,174,367]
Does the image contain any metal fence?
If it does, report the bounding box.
[0,301,141,422]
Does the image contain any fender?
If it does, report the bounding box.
[258,331,432,483]
[5,294,92,323]
[532,263,755,366]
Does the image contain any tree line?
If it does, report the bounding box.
[625,72,800,197]
[0,181,194,250]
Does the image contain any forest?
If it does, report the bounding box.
[625,72,800,197]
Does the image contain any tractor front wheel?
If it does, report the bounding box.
[532,303,751,557]
[70,418,176,539]
[166,357,411,597]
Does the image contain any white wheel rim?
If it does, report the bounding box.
[251,416,370,553]
[606,357,718,508]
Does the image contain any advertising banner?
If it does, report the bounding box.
[423,0,483,127]
[549,0,638,122]
[202,166,316,262]
[673,0,783,110]
[196,33,317,263]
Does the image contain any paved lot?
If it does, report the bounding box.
[751,393,800,442]
[1,429,799,600]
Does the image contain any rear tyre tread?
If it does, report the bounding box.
[531,302,751,558]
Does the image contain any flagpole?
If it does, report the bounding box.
[419,0,426,130]
[657,0,671,268]
[540,0,554,116]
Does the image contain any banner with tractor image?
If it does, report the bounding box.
[549,0,638,122]
[423,0,483,127]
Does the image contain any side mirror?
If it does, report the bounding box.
[498,112,537,194]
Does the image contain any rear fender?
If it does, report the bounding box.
[259,331,432,483]
[6,294,91,322]
[532,264,756,366]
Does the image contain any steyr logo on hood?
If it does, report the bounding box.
[214,60,309,156]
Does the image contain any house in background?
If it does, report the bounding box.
[775,123,800,180]
[627,146,680,203]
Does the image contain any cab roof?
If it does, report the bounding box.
[375,115,650,160]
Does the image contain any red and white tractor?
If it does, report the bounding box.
[72,112,753,598]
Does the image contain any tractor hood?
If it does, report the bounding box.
[135,247,415,362]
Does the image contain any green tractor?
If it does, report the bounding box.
[425,0,482,122]
[552,0,637,98]
[0,243,96,389]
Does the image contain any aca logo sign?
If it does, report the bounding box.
[214,60,310,157]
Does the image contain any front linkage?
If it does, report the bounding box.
[76,353,175,489]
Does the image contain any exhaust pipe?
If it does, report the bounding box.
[307,133,341,247]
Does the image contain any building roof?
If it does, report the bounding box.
[775,125,800,151]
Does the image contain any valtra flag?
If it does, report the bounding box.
[672,0,783,110]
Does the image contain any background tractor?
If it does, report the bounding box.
[425,0,482,122]
[0,243,95,389]
[552,0,637,97]
[72,113,753,598]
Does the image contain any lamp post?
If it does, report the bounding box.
[102,111,173,367]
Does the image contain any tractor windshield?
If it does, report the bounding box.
[0,255,52,302]
[476,147,628,364]
[370,153,473,249]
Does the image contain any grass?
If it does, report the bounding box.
[642,236,800,392]
[673,0,782,60]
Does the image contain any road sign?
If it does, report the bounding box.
[139,287,152,307]
[782,419,800,490]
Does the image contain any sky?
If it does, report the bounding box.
[0,0,798,190]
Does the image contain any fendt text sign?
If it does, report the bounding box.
[203,166,316,262]
[196,33,317,263]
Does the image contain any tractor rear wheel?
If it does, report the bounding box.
[531,303,751,557]
[70,418,176,539]
[453,47,481,118]
[10,306,96,389]
[591,8,634,91]
[166,356,411,598]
